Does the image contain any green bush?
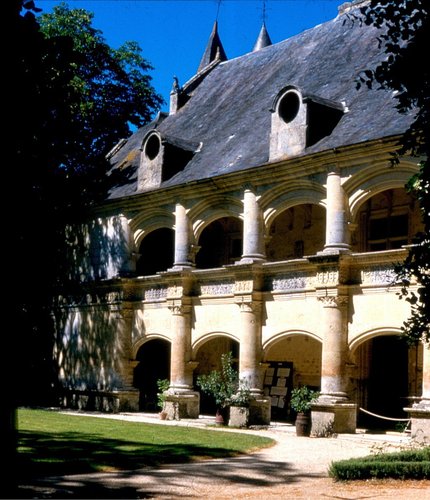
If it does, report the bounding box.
[329,447,430,480]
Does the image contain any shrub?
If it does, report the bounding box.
[328,446,430,480]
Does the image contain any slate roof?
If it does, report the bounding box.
[107,5,414,200]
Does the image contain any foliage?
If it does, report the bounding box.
[328,446,430,480]
[17,408,275,480]
[9,0,162,406]
[290,386,319,414]
[156,378,170,410]
[355,0,429,343]
[38,2,163,201]
[196,352,251,409]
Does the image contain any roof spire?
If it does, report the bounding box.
[253,0,272,52]
[253,22,272,52]
[197,20,227,72]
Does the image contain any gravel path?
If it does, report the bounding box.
[17,412,430,499]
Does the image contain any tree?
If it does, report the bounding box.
[357,0,429,344]
[38,2,163,204]
[10,0,162,408]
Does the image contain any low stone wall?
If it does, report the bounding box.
[60,389,139,413]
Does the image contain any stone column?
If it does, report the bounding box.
[114,296,140,412]
[312,295,356,434]
[165,303,199,419]
[169,304,193,391]
[318,296,349,400]
[240,187,266,263]
[422,343,430,402]
[236,299,270,425]
[324,168,350,253]
[173,203,193,269]
[238,301,262,394]
[405,341,430,441]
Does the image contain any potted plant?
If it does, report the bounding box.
[196,352,250,425]
[290,385,319,436]
[157,378,170,420]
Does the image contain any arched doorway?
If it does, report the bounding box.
[136,228,174,275]
[133,339,171,412]
[196,217,243,269]
[266,204,325,260]
[264,334,322,421]
[193,336,239,415]
[353,335,418,430]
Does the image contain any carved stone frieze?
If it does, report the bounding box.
[168,304,192,316]
[167,284,184,299]
[266,271,312,291]
[200,281,235,296]
[234,280,254,293]
[360,265,397,285]
[144,286,168,301]
[316,269,339,286]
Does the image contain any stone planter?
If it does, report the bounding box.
[295,412,311,436]
[229,406,250,428]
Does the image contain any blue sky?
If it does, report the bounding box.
[38,1,340,111]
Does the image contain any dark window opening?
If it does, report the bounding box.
[368,213,409,251]
[136,228,174,276]
[306,101,344,147]
[145,134,161,160]
[278,91,300,123]
[162,143,194,182]
[196,217,243,269]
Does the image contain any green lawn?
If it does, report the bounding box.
[17,408,275,477]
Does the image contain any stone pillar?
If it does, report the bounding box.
[240,187,266,263]
[236,300,270,425]
[165,303,199,419]
[113,296,139,412]
[238,301,262,393]
[319,296,349,400]
[324,168,350,253]
[312,295,357,434]
[169,304,193,391]
[405,341,430,441]
[173,203,193,269]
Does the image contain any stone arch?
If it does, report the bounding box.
[132,333,172,360]
[345,161,418,221]
[129,208,175,248]
[349,327,419,429]
[133,336,171,412]
[189,196,243,242]
[262,330,322,421]
[192,332,240,415]
[261,180,326,233]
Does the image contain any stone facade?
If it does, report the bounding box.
[55,4,428,434]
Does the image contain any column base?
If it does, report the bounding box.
[404,399,430,442]
[163,390,200,420]
[229,396,271,427]
[311,400,357,435]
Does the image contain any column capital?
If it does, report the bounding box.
[236,300,262,314]
[318,295,348,308]
[168,304,192,316]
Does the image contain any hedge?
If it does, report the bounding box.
[328,447,430,480]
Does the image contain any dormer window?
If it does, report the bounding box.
[138,131,200,191]
[269,86,345,162]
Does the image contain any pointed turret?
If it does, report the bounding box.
[253,22,272,52]
[198,21,227,72]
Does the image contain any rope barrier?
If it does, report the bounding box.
[359,407,410,422]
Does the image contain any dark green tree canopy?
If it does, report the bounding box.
[38,2,163,204]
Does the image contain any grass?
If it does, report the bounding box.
[17,408,275,478]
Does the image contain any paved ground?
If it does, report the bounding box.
[17,412,430,499]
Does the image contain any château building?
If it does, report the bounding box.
[56,1,429,435]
